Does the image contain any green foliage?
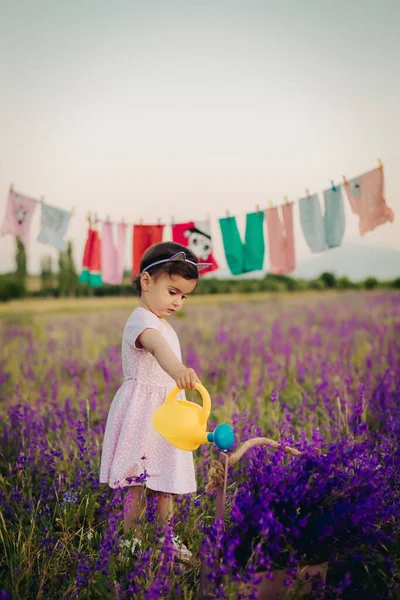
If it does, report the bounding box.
[338,276,362,290]
[364,277,378,290]
[40,255,54,290]
[391,277,400,289]
[31,286,60,298]
[25,261,396,299]
[319,271,336,288]
[58,241,78,296]
[0,275,26,302]
[309,278,325,290]
[15,237,27,284]
[92,284,134,297]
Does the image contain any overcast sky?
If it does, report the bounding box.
[0,0,399,275]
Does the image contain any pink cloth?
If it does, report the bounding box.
[101,221,126,285]
[99,307,196,493]
[265,203,296,275]
[0,188,38,247]
[344,167,394,236]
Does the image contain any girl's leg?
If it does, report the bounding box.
[155,491,174,525]
[155,491,192,560]
[123,485,146,534]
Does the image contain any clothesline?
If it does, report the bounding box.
[80,159,395,283]
[79,153,400,227]
[1,155,396,284]
[9,154,399,230]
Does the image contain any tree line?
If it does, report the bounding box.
[0,238,399,302]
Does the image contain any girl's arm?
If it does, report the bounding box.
[137,328,200,390]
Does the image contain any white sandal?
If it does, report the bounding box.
[159,534,192,562]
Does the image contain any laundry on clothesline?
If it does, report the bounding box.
[219,211,265,276]
[265,203,296,275]
[37,202,72,251]
[343,166,394,236]
[132,224,164,276]
[299,185,346,253]
[79,227,102,287]
[1,188,39,247]
[101,220,127,285]
[172,220,219,274]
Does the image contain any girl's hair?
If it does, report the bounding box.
[133,241,200,296]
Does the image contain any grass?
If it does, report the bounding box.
[0,291,398,599]
[0,289,363,319]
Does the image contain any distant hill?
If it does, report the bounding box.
[292,244,400,281]
[206,243,400,282]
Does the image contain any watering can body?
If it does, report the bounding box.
[152,383,234,452]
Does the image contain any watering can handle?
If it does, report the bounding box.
[166,383,212,427]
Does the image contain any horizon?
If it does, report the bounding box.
[10,241,400,282]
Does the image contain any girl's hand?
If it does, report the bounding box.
[175,367,200,390]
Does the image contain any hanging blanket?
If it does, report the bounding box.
[343,167,394,236]
[1,188,38,247]
[172,220,218,274]
[37,203,72,251]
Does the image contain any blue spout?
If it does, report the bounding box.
[207,424,235,451]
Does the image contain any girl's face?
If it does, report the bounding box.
[140,272,197,318]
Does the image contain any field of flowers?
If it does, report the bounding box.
[0,291,399,599]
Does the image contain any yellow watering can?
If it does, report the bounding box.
[152,383,235,452]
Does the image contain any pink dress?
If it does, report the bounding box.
[99,307,197,494]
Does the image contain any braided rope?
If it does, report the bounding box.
[206,436,301,492]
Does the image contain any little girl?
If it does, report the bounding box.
[99,241,211,561]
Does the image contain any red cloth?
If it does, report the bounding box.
[82,228,102,273]
[132,224,164,275]
[79,227,102,286]
[172,220,218,275]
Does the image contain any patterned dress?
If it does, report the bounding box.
[99,307,196,494]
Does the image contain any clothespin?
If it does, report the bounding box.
[284,195,289,204]
[330,181,336,192]
[157,217,162,226]
[87,211,92,226]
[256,204,260,215]
[225,210,230,218]
[342,175,347,185]
[268,201,273,209]
[138,217,144,226]
[39,195,45,204]
[378,157,383,170]
[105,214,111,222]
[171,216,175,228]
[71,205,75,214]
[305,188,311,199]
[10,183,14,191]
[93,212,99,225]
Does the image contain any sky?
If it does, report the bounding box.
[0,0,399,275]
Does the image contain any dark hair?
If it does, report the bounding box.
[133,241,200,296]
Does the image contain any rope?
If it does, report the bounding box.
[206,437,301,493]
[33,155,400,227]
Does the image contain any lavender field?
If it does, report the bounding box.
[0,292,399,599]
